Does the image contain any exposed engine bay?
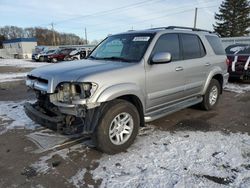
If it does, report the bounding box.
[24,78,102,135]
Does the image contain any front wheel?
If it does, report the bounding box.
[93,99,140,154]
[200,79,221,110]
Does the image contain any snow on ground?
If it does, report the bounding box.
[92,130,250,188]
[0,72,27,82]
[224,83,250,93]
[0,101,40,134]
[68,169,87,188]
[0,59,48,68]
[0,100,249,187]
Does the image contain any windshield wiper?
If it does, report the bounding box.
[102,56,132,62]
[88,55,98,60]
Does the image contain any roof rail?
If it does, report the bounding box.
[148,26,214,34]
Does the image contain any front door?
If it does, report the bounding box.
[145,33,186,113]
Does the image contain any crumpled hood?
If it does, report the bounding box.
[28,59,131,93]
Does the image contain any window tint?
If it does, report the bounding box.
[181,34,206,59]
[205,35,225,55]
[152,34,180,61]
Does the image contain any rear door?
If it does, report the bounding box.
[179,33,207,96]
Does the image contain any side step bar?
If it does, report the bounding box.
[144,97,203,122]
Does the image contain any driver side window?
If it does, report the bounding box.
[152,34,181,61]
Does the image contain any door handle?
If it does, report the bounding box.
[205,62,211,66]
[175,66,184,71]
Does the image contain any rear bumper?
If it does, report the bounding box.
[24,102,65,130]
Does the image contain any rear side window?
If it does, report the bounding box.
[152,33,181,61]
[181,34,206,59]
[205,35,225,55]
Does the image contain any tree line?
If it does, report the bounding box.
[0,26,87,48]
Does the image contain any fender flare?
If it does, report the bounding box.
[202,67,224,95]
[96,83,145,110]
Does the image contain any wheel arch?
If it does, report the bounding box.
[202,69,224,95]
[117,95,145,127]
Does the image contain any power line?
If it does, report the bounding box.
[55,1,219,30]
[54,0,161,25]
[70,4,218,35]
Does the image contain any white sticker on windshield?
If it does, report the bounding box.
[133,36,150,42]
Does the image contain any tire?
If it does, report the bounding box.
[200,79,221,110]
[39,56,44,62]
[52,58,58,63]
[93,99,140,154]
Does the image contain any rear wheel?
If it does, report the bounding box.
[93,99,140,154]
[200,79,221,110]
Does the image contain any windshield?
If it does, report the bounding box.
[89,33,155,62]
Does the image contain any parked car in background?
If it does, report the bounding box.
[64,48,87,61]
[32,46,48,61]
[33,49,57,62]
[25,26,228,154]
[226,44,250,81]
[47,48,76,63]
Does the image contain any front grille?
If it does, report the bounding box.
[27,75,48,84]
[26,75,48,92]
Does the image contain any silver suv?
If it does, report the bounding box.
[24,26,229,154]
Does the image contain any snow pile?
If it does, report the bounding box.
[69,169,87,188]
[0,59,48,68]
[0,101,40,134]
[0,72,27,82]
[224,83,250,93]
[31,144,89,175]
[92,130,250,188]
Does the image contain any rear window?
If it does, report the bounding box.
[181,34,206,60]
[205,35,225,55]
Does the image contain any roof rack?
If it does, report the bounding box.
[148,26,214,34]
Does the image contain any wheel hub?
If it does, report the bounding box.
[109,112,134,145]
[209,86,218,106]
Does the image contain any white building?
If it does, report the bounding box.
[2,38,37,59]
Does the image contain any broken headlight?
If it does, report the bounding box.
[50,82,98,104]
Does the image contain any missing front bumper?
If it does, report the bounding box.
[24,102,103,135]
[24,102,65,131]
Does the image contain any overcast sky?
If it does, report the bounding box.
[0,0,223,41]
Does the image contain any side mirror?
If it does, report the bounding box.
[151,52,172,64]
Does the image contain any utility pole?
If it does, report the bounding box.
[51,22,56,46]
[194,7,198,28]
[85,27,88,44]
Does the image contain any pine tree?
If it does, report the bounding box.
[213,0,250,37]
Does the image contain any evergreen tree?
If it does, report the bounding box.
[214,0,250,37]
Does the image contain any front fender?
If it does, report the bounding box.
[95,83,145,110]
[202,67,224,95]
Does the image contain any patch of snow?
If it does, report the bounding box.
[68,169,87,188]
[0,59,48,68]
[0,72,27,82]
[0,59,49,68]
[224,83,250,93]
[92,130,250,188]
[31,143,89,175]
[0,101,40,134]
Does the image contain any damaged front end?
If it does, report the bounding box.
[24,76,102,135]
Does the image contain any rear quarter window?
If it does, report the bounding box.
[205,35,225,55]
